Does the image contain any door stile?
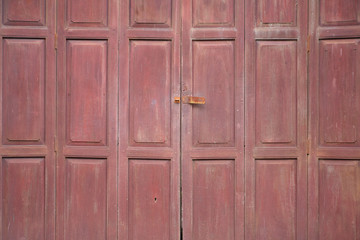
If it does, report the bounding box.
[244,0,308,239]
[118,0,181,239]
[181,0,245,239]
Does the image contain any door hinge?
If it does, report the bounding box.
[54,33,58,50]
[307,35,310,53]
[54,136,58,153]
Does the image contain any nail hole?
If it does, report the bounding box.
[154,197,157,202]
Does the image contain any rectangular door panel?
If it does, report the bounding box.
[318,160,359,240]
[2,158,45,240]
[67,0,108,27]
[66,40,108,146]
[257,0,296,25]
[255,41,297,146]
[255,160,296,240]
[65,159,107,240]
[128,160,171,240]
[192,41,235,147]
[130,0,172,27]
[129,41,171,147]
[192,160,235,240]
[2,0,45,26]
[319,40,360,146]
[2,39,45,145]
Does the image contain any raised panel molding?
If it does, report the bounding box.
[257,0,296,26]
[2,39,45,145]
[130,0,172,27]
[129,160,171,240]
[3,0,45,26]
[255,41,297,146]
[2,158,45,240]
[320,0,360,25]
[129,41,171,146]
[66,40,108,146]
[192,41,235,147]
[192,0,234,27]
[319,40,360,146]
[67,0,108,26]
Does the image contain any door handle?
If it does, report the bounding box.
[174,96,205,104]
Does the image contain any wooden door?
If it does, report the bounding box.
[118,0,181,239]
[56,0,118,239]
[309,0,360,239]
[181,0,245,239]
[0,0,56,239]
[245,0,308,239]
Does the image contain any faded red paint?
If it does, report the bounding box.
[1,0,359,240]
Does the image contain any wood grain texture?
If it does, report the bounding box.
[65,159,107,240]
[3,0,45,25]
[2,158,45,240]
[192,0,234,27]
[192,160,235,240]
[192,41,235,147]
[129,160,171,240]
[255,41,297,146]
[66,40,107,146]
[67,0,108,26]
[129,41,171,147]
[130,0,171,27]
[2,39,45,145]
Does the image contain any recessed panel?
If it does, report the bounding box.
[67,0,107,26]
[255,160,296,240]
[66,159,107,240]
[257,0,296,25]
[255,41,297,146]
[193,0,234,27]
[320,0,359,25]
[319,40,359,146]
[67,40,107,146]
[130,0,171,27]
[192,160,235,240]
[3,0,45,25]
[192,41,235,147]
[2,39,45,145]
[129,41,171,146]
[319,160,359,240]
[2,158,45,240]
[129,160,171,240]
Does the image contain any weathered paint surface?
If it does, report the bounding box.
[1,0,360,239]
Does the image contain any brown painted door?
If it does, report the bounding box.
[245,0,308,239]
[309,0,360,239]
[118,0,181,240]
[181,0,244,239]
[0,0,56,239]
[55,0,118,239]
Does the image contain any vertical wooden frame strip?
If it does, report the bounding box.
[118,0,181,239]
[56,0,118,239]
[245,0,308,239]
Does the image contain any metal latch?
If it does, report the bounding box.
[174,96,205,104]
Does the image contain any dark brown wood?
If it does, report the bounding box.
[245,0,308,239]
[118,0,181,239]
[181,0,245,239]
[0,0,56,239]
[309,0,360,238]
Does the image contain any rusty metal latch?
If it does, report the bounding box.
[174,96,205,104]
